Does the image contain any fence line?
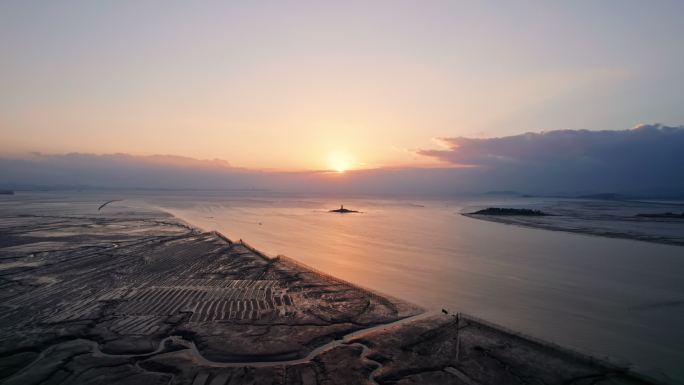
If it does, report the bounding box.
[212,231,275,262]
[275,254,398,311]
[211,231,234,246]
[235,239,273,262]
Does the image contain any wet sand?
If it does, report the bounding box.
[0,196,667,384]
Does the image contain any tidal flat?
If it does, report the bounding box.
[0,196,664,384]
[463,199,684,246]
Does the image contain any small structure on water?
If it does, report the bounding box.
[329,205,359,213]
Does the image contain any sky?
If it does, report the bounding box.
[1,1,683,194]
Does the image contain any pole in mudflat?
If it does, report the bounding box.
[455,312,460,363]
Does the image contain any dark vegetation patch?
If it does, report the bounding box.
[469,208,551,216]
[636,212,684,219]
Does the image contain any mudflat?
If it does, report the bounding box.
[0,196,660,384]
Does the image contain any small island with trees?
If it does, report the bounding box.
[468,207,551,216]
[636,212,684,219]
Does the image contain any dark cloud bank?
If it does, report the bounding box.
[417,123,684,196]
[1,124,683,197]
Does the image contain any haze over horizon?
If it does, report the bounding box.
[2,123,683,197]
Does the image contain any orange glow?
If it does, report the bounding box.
[328,152,354,173]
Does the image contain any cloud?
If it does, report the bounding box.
[27,153,233,170]
[417,123,684,194]
[420,124,684,166]
[0,153,240,190]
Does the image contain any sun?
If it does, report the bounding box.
[329,152,353,173]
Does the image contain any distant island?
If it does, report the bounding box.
[464,202,684,247]
[483,190,522,196]
[329,205,359,213]
[577,193,624,200]
[469,207,550,216]
[636,212,684,219]
[0,190,14,195]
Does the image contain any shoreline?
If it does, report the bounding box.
[462,213,684,247]
[163,208,423,317]
[163,206,424,316]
